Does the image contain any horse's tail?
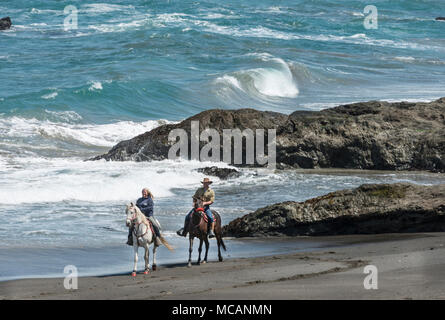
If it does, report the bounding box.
[159,235,174,251]
[214,211,227,251]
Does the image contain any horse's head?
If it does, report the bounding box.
[193,197,204,209]
[191,197,206,224]
[125,202,137,228]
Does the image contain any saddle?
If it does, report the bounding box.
[194,207,215,223]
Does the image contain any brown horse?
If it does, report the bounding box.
[186,198,226,267]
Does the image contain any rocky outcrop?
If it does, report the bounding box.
[277,99,445,172]
[91,108,286,163]
[91,98,445,172]
[222,183,445,237]
[196,166,241,180]
[0,17,11,30]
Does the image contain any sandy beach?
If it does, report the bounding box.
[1,232,444,300]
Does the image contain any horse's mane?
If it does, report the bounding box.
[133,205,150,225]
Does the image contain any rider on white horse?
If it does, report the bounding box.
[127,188,162,246]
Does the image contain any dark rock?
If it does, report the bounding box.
[90,108,286,164]
[0,17,11,30]
[90,98,445,172]
[196,166,241,180]
[277,99,445,172]
[436,17,445,21]
[222,183,445,237]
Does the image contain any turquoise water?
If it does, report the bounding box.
[1,1,445,280]
[2,0,445,125]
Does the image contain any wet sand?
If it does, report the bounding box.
[1,233,445,300]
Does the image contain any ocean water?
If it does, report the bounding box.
[1,0,445,281]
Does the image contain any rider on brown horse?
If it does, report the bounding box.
[177,177,215,238]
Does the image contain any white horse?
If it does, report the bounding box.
[125,203,173,276]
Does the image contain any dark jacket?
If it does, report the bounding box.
[136,196,154,217]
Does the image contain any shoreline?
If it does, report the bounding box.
[2,232,444,299]
[0,235,342,283]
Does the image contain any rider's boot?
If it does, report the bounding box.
[153,225,162,245]
[177,216,189,237]
[176,224,188,237]
[208,221,215,238]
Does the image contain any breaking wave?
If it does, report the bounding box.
[0,116,173,148]
[0,158,234,204]
[215,54,299,100]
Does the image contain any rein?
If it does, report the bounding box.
[128,208,150,239]
[190,207,206,231]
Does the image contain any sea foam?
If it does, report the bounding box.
[0,116,173,147]
[0,158,232,204]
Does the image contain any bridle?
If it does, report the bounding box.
[190,198,207,230]
[127,206,150,239]
[126,206,137,225]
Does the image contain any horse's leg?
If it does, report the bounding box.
[152,238,158,271]
[132,241,138,276]
[188,236,194,268]
[216,218,223,262]
[197,238,203,265]
[143,241,150,274]
[203,236,209,263]
[216,234,223,262]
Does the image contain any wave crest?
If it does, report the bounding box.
[0,116,173,148]
[215,54,299,100]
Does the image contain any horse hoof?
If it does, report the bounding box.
[187,263,192,268]
[144,270,149,275]
[152,265,157,271]
[131,272,137,277]
[219,258,223,262]
[201,261,206,264]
